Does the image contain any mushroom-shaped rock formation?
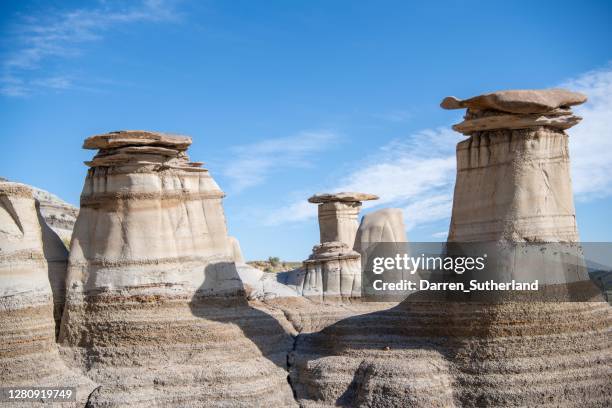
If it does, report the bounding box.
[288,90,611,407]
[0,182,96,406]
[443,89,586,242]
[291,192,378,300]
[59,131,296,407]
[308,192,378,248]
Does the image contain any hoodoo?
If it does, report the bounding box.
[0,182,96,407]
[308,192,378,247]
[293,192,377,299]
[59,131,296,407]
[443,88,585,242]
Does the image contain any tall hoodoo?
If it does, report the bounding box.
[0,182,96,405]
[60,131,296,407]
[66,130,237,297]
[442,89,586,242]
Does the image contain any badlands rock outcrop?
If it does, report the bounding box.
[288,89,612,407]
[0,177,78,244]
[31,186,79,245]
[308,192,378,247]
[291,193,378,299]
[0,182,96,407]
[353,208,407,258]
[444,88,584,243]
[59,131,296,407]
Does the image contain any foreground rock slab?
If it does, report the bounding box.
[0,182,96,407]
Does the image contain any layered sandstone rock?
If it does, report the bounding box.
[59,131,296,407]
[289,193,377,300]
[308,192,378,248]
[299,241,361,299]
[353,208,407,254]
[443,89,585,243]
[0,182,96,407]
[229,236,245,264]
[31,186,78,246]
[0,177,79,245]
[288,89,612,407]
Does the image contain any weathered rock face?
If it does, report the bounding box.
[287,300,611,407]
[0,177,79,245]
[288,89,612,407]
[443,89,585,243]
[290,193,377,300]
[31,186,79,246]
[59,131,296,407]
[309,192,378,248]
[354,208,407,253]
[298,241,361,299]
[0,182,96,406]
[229,235,245,264]
[65,130,237,297]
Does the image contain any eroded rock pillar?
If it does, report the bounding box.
[297,192,377,299]
[442,89,586,243]
[309,192,378,247]
[59,130,296,407]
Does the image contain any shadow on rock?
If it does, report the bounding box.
[189,261,296,370]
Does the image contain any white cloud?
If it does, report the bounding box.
[222,130,340,193]
[267,127,459,229]
[1,0,179,96]
[264,200,316,226]
[562,65,612,201]
[265,64,612,232]
[431,230,449,239]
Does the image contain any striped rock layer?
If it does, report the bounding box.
[448,125,579,243]
[0,182,96,407]
[286,300,611,407]
[59,131,296,406]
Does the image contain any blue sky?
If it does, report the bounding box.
[1,0,612,260]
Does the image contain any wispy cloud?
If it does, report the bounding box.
[431,230,449,239]
[562,65,612,201]
[265,63,612,232]
[1,0,179,96]
[266,127,458,229]
[222,130,340,193]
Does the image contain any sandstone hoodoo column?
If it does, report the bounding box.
[60,131,296,407]
[439,89,612,405]
[309,192,378,247]
[442,89,586,243]
[297,193,376,299]
[0,182,96,405]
